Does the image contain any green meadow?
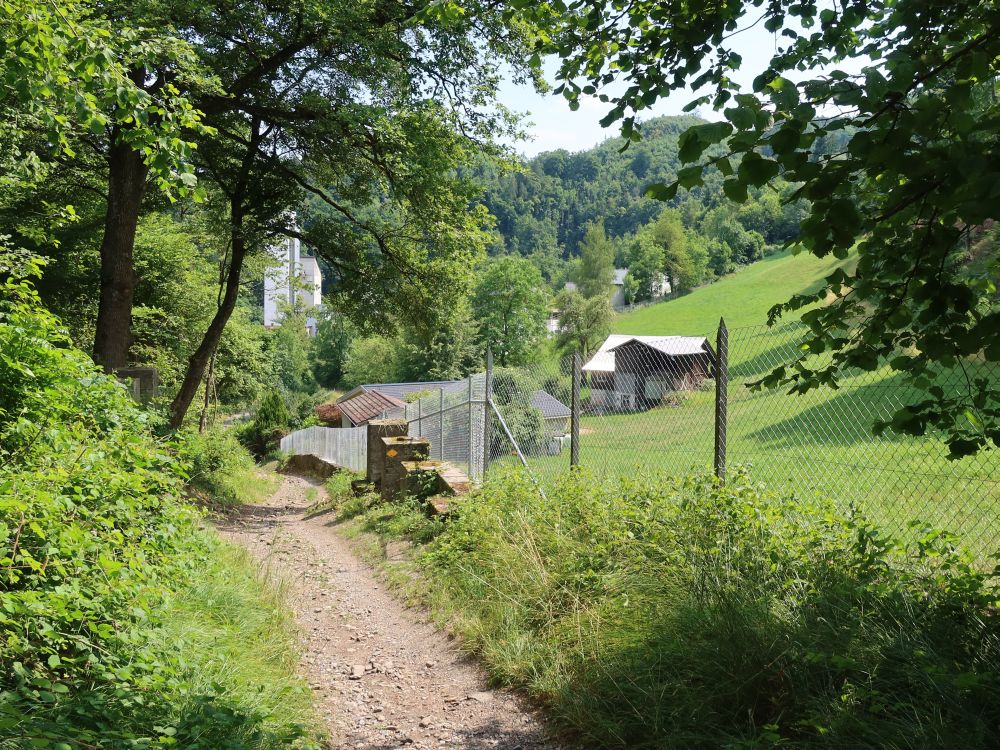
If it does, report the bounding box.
[512,251,1000,560]
[613,248,850,334]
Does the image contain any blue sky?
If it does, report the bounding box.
[497,14,857,157]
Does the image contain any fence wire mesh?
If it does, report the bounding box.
[381,375,488,483]
[491,323,1000,563]
[487,356,576,489]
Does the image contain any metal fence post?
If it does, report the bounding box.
[467,374,474,478]
[417,397,422,441]
[714,317,728,484]
[438,388,445,461]
[482,348,493,480]
[571,351,581,468]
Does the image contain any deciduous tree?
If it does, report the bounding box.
[530,0,1000,453]
[573,222,615,298]
[472,256,549,366]
[158,0,544,426]
[552,288,613,360]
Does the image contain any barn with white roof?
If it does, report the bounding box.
[583,334,716,411]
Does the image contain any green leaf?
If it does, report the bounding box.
[738,154,779,186]
[676,165,704,188]
[722,179,748,203]
[644,182,678,201]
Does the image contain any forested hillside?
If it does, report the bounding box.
[480,115,808,286]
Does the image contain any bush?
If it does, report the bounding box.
[239,391,291,457]
[423,468,1000,749]
[180,428,273,506]
[0,253,318,748]
[491,368,545,455]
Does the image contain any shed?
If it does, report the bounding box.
[583,334,715,411]
[336,390,407,427]
[531,390,572,436]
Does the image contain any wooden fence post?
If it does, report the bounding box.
[571,351,581,468]
[714,317,728,484]
[482,348,493,480]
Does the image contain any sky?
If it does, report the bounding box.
[496,11,857,158]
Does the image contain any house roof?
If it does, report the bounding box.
[338,380,466,404]
[583,334,711,372]
[338,390,406,425]
[531,390,571,420]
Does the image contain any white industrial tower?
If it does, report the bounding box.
[263,235,322,336]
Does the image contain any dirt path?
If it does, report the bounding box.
[217,473,561,750]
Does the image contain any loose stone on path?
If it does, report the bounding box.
[217,473,560,750]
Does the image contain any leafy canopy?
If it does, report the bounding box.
[522,0,1000,455]
[0,0,208,197]
[473,256,550,367]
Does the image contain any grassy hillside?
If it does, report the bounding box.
[515,250,998,560]
[614,248,847,336]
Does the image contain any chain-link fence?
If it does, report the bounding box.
[380,374,489,483]
[487,323,1000,562]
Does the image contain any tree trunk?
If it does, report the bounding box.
[93,133,149,372]
[198,350,217,433]
[169,212,248,429]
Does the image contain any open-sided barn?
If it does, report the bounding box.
[583,334,716,411]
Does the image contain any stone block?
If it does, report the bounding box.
[381,436,430,499]
[367,419,408,488]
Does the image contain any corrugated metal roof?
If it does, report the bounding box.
[365,381,466,400]
[337,380,466,405]
[531,390,571,419]
[338,390,406,426]
[582,334,710,372]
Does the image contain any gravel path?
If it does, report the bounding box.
[217,473,561,750]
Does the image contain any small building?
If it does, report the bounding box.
[348,380,468,403]
[336,381,469,426]
[531,390,572,436]
[336,389,406,428]
[583,334,715,412]
[561,269,672,314]
[611,269,628,310]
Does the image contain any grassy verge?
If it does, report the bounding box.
[155,538,320,747]
[1,258,318,748]
[182,428,280,506]
[324,468,1000,749]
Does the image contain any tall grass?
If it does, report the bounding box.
[156,541,320,747]
[343,468,1000,749]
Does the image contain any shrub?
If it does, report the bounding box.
[424,468,1000,748]
[286,390,326,429]
[180,428,272,506]
[0,252,318,748]
[491,368,545,455]
[239,391,291,457]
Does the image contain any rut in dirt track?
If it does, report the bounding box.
[217,473,563,750]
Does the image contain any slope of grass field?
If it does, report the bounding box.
[615,248,847,335]
[509,249,999,560]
